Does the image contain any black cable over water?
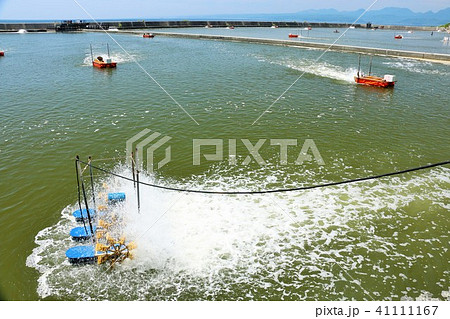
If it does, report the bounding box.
[76,159,450,195]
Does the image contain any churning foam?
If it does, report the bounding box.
[82,52,137,66]
[251,54,357,83]
[280,60,357,83]
[26,164,450,300]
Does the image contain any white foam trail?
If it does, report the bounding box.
[383,59,450,76]
[252,54,357,83]
[282,60,357,82]
[26,164,450,300]
[25,206,74,298]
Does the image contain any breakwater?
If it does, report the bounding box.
[0,20,440,32]
[0,22,56,32]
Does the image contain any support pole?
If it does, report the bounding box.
[368,55,373,76]
[90,44,94,62]
[107,43,110,58]
[136,170,141,213]
[88,156,96,211]
[75,156,88,235]
[357,54,361,78]
[77,156,95,243]
[131,151,136,189]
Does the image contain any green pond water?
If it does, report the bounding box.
[0,30,449,300]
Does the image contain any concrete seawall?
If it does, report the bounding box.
[109,30,450,64]
[0,22,56,32]
[0,20,442,32]
[0,21,362,32]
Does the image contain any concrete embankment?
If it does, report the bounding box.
[0,20,443,32]
[0,21,363,32]
[0,22,56,32]
[111,30,450,64]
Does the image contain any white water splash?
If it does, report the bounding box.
[281,60,357,83]
[82,52,137,66]
[252,54,357,83]
[26,165,450,300]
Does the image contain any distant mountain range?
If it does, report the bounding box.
[0,7,448,26]
[191,7,450,27]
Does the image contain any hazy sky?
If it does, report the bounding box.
[0,0,449,20]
